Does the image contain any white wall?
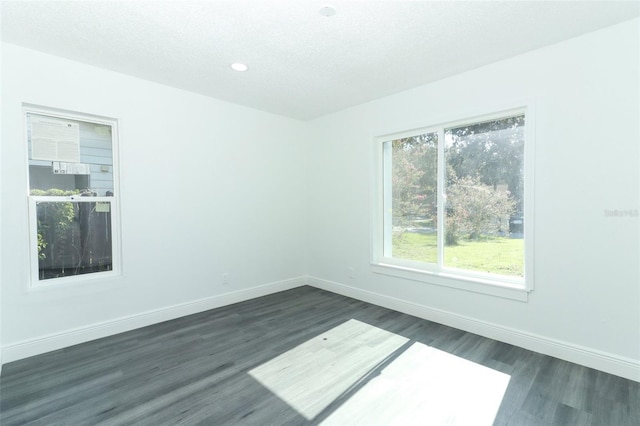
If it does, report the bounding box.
[307,19,639,374]
[0,43,308,356]
[0,38,3,374]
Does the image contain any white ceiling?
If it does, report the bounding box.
[2,1,639,120]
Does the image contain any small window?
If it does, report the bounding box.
[373,108,533,299]
[26,106,120,287]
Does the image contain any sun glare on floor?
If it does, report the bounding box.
[248,319,510,425]
[321,341,511,425]
[249,319,408,419]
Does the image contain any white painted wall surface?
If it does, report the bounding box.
[0,43,307,352]
[306,19,640,363]
[0,38,3,373]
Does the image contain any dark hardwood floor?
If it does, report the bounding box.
[1,286,638,425]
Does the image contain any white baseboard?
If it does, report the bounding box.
[4,275,638,383]
[2,276,306,364]
[306,276,640,382]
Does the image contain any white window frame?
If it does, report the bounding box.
[25,105,122,289]
[371,105,535,301]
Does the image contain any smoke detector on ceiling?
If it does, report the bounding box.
[319,5,336,17]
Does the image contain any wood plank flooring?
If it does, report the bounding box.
[1,286,638,425]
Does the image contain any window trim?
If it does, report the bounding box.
[371,103,535,301]
[24,105,122,290]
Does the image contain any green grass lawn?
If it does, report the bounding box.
[392,232,524,277]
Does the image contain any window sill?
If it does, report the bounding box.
[371,262,530,302]
[28,270,121,292]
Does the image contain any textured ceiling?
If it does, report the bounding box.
[2,1,639,120]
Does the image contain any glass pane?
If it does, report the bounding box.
[36,200,113,280]
[27,113,114,196]
[444,115,525,277]
[385,132,438,263]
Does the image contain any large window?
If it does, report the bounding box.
[26,106,120,287]
[374,108,533,299]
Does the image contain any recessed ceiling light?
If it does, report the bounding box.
[231,62,248,72]
[319,5,336,17]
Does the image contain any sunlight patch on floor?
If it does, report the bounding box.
[248,319,408,419]
[321,341,511,425]
[249,319,510,424]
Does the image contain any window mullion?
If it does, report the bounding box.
[436,128,446,270]
[382,141,393,257]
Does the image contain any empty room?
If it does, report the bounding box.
[1,1,639,425]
